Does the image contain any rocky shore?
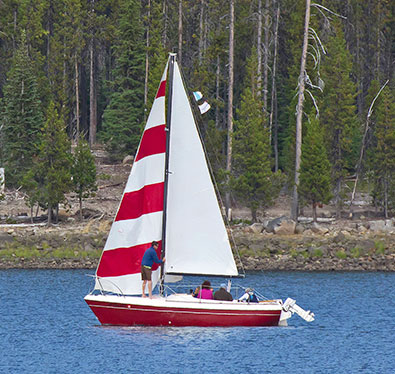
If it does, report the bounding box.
[0,217,394,272]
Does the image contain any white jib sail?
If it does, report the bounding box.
[164,61,238,277]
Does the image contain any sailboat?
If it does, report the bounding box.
[84,54,314,327]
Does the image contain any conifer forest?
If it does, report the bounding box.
[0,0,394,222]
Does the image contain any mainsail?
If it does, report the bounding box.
[164,61,238,277]
[94,55,237,296]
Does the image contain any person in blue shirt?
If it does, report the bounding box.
[141,241,165,298]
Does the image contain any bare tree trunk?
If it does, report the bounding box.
[350,80,389,213]
[215,55,220,128]
[144,0,151,119]
[79,196,83,221]
[384,178,388,218]
[225,0,235,220]
[178,0,183,63]
[312,203,317,222]
[89,37,97,145]
[162,0,168,46]
[198,0,205,65]
[274,87,279,172]
[48,203,52,226]
[291,0,311,222]
[13,10,17,50]
[75,55,80,141]
[263,0,270,112]
[257,0,262,93]
[270,1,280,162]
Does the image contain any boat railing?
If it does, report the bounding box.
[162,283,268,301]
[86,274,125,297]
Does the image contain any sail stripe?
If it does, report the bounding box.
[124,154,165,193]
[115,182,164,222]
[135,124,166,162]
[145,97,166,131]
[103,211,163,252]
[156,80,166,98]
[98,241,163,277]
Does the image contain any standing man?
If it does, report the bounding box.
[141,241,165,298]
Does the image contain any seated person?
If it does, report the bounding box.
[214,283,233,301]
[238,288,258,303]
[196,280,213,300]
[192,286,200,298]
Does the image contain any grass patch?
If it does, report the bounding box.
[351,247,361,258]
[0,246,102,261]
[312,249,323,257]
[290,249,298,258]
[335,250,347,259]
[98,173,111,180]
[374,241,385,255]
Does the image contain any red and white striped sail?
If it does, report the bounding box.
[94,55,237,296]
[94,64,168,295]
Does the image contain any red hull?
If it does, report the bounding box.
[85,298,281,327]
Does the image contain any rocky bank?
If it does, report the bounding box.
[0,146,393,271]
[0,216,393,271]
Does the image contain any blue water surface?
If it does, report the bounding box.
[0,269,394,373]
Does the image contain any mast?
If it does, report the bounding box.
[159,53,176,294]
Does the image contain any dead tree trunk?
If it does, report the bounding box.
[257,0,262,93]
[263,0,270,112]
[75,55,80,141]
[291,0,311,221]
[144,0,151,120]
[270,1,280,165]
[178,0,183,63]
[89,37,97,146]
[225,0,235,220]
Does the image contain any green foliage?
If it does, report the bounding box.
[335,250,347,259]
[22,101,72,224]
[374,241,385,254]
[1,30,44,186]
[71,139,97,219]
[99,0,146,160]
[367,86,395,216]
[320,21,359,214]
[232,50,284,221]
[312,249,323,257]
[351,247,361,258]
[0,246,102,260]
[299,114,332,220]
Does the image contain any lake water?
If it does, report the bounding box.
[1,270,394,373]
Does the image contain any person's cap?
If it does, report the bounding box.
[245,288,253,292]
[220,283,227,289]
[152,241,159,246]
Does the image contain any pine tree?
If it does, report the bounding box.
[369,86,395,217]
[24,101,72,225]
[320,20,359,218]
[299,114,332,222]
[232,50,283,221]
[99,0,146,160]
[2,31,44,186]
[71,139,97,220]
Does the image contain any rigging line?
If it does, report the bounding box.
[159,53,175,295]
[176,61,246,278]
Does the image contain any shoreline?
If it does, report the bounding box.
[0,253,394,272]
[1,220,394,272]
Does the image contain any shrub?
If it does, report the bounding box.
[336,250,347,259]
